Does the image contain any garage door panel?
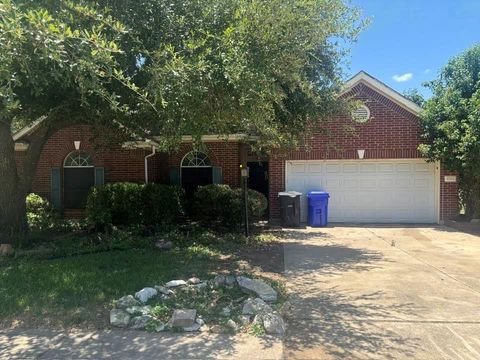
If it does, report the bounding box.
[287,160,437,223]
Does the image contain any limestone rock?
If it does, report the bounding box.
[135,287,158,303]
[125,305,152,316]
[165,280,187,288]
[155,286,174,295]
[225,275,237,286]
[227,319,238,332]
[155,323,166,332]
[242,298,273,315]
[116,295,140,309]
[239,315,251,326]
[187,277,201,285]
[130,315,155,330]
[0,244,14,256]
[262,313,286,335]
[155,240,173,250]
[110,309,130,327]
[236,276,277,302]
[212,275,226,287]
[183,323,202,332]
[171,309,196,327]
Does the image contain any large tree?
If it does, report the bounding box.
[419,44,480,218]
[0,0,364,243]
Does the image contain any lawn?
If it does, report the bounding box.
[0,230,284,329]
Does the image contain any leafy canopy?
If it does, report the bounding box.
[419,44,480,215]
[2,0,365,151]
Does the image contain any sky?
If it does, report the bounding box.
[347,0,480,97]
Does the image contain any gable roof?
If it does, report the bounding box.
[341,71,423,116]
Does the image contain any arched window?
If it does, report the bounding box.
[63,151,93,168]
[181,151,211,168]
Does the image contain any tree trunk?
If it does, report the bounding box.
[0,120,27,244]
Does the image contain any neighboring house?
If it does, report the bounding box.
[14,71,459,223]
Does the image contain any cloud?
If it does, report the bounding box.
[392,73,413,82]
[424,68,431,74]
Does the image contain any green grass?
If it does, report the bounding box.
[0,246,223,329]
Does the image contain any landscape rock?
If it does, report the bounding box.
[110,309,131,327]
[196,318,205,326]
[187,277,201,285]
[195,282,208,291]
[135,287,158,303]
[130,315,155,330]
[212,275,226,287]
[155,323,166,332]
[225,275,237,286]
[262,313,286,335]
[220,307,231,317]
[155,240,173,250]
[227,319,239,332]
[183,323,202,332]
[171,309,196,327]
[155,286,174,296]
[242,298,273,315]
[236,276,277,302]
[116,295,140,309]
[125,305,152,316]
[0,244,14,256]
[165,280,187,288]
[239,315,251,326]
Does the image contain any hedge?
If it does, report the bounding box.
[86,183,185,226]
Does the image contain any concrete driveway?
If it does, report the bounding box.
[283,225,480,359]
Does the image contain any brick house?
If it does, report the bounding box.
[14,71,459,223]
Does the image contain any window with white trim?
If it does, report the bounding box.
[181,151,211,168]
[63,151,93,168]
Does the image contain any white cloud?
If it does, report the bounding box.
[424,68,431,74]
[392,73,413,82]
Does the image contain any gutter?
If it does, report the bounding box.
[144,146,156,184]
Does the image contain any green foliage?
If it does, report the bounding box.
[193,184,267,230]
[403,88,425,107]
[85,182,185,226]
[419,44,480,217]
[26,193,57,232]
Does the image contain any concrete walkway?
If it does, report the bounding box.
[0,329,283,359]
[282,225,480,359]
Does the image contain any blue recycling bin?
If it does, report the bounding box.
[307,191,330,227]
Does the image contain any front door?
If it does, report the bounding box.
[248,161,269,199]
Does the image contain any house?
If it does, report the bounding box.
[14,71,459,223]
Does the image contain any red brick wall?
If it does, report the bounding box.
[440,166,459,220]
[268,83,459,222]
[15,125,241,215]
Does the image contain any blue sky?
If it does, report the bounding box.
[347,0,480,97]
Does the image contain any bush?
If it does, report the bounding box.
[85,182,185,227]
[193,184,267,230]
[26,193,58,231]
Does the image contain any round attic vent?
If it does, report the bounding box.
[351,104,371,123]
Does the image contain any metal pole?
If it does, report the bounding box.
[241,167,249,237]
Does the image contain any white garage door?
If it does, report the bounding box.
[285,160,438,223]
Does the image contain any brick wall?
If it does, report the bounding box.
[15,125,242,215]
[440,166,459,221]
[268,83,459,222]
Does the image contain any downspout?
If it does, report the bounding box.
[144,146,156,184]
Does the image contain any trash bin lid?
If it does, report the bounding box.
[307,191,329,197]
[278,191,302,197]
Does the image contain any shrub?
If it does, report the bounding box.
[193,184,267,230]
[26,193,58,231]
[85,182,185,227]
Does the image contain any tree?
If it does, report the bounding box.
[0,0,134,242]
[419,44,480,218]
[403,88,425,107]
[1,0,365,242]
